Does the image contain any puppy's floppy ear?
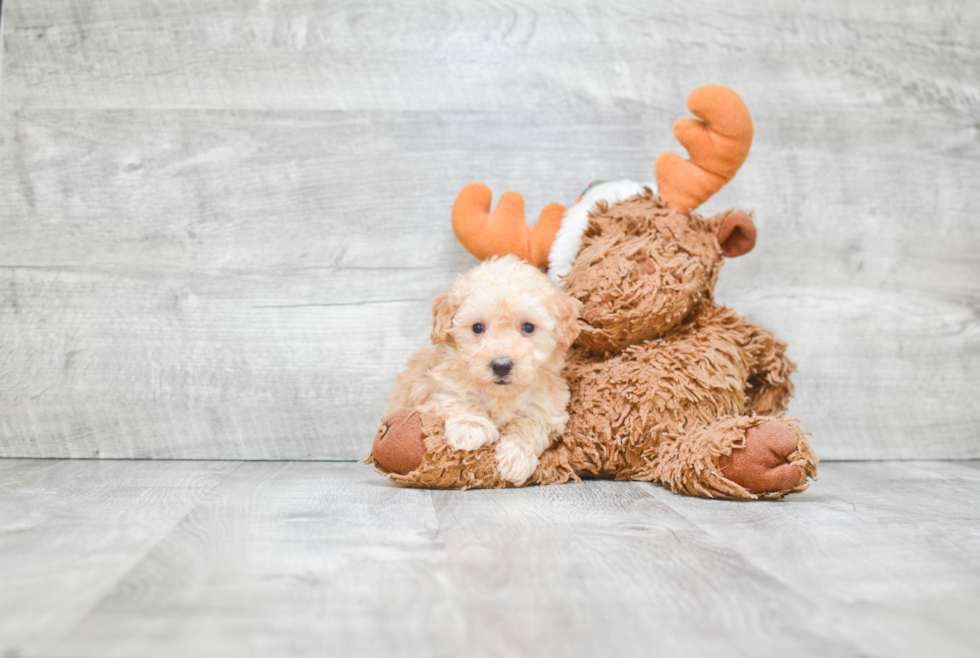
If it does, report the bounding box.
[431,293,456,345]
[554,292,584,351]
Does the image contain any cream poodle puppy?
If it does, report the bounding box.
[387,255,582,485]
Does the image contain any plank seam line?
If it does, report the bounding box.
[32,461,246,646]
[250,299,427,308]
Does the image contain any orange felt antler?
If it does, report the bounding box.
[655,86,754,212]
[451,183,565,268]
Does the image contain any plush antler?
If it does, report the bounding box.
[451,183,565,268]
[656,86,754,212]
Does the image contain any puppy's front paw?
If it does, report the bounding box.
[495,441,538,486]
[445,416,498,451]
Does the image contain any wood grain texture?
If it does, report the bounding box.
[0,0,5,107]
[659,459,980,658]
[1,0,978,460]
[0,458,238,650]
[9,461,465,658]
[430,480,855,656]
[3,1,979,114]
[2,459,978,657]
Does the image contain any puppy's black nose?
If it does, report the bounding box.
[491,358,513,378]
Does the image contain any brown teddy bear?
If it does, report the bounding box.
[367,86,818,500]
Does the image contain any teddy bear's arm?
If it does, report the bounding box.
[369,409,510,489]
[740,324,796,417]
[711,310,796,417]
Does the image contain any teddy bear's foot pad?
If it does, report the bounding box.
[718,421,805,494]
[372,409,426,475]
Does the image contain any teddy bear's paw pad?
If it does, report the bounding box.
[372,409,427,475]
[719,421,804,494]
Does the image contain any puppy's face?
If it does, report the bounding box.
[431,256,581,396]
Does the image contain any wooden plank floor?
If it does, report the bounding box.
[1,459,978,658]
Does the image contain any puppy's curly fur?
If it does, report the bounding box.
[386,255,582,485]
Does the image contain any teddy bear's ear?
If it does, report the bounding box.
[717,210,757,258]
[431,293,456,344]
[554,293,584,351]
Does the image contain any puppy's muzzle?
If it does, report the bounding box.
[491,358,513,383]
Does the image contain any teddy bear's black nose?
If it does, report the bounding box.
[491,358,513,378]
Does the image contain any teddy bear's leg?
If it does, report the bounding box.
[364,408,508,490]
[636,415,817,500]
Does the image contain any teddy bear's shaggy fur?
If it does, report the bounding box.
[368,190,818,499]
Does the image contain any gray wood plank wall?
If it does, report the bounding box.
[1,0,978,460]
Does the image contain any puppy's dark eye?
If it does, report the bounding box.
[473,323,485,334]
[522,323,535,334]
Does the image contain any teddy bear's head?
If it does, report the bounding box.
[449,85,756,355]
[560,190,755,354]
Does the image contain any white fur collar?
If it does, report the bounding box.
[547,180,649,287]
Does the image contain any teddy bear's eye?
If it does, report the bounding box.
[473,323,485,334]
[522,323,535,334]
